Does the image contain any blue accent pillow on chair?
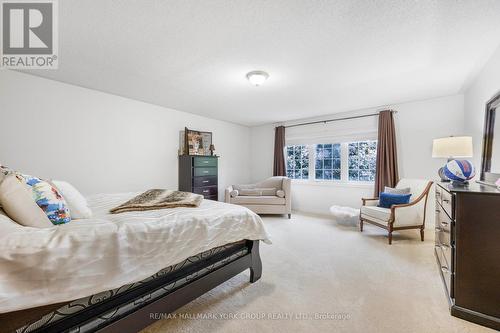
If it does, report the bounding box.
[378,192,411,209]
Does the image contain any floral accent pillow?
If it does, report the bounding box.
[15,173,71,225]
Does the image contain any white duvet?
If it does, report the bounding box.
[0,193,271,313]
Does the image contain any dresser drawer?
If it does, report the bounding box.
[193,185,218,196]
[193,176,217,187]
[435,227,452,248]
[436,204,453,233]
[193,157,217,167]
[440,189,453,219]
[194,167,217,177]
[435,246,454,298]
[436,241,453,270]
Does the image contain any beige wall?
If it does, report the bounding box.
[464,45,500,172]
[0,70,252,198]
[250,95,465,216]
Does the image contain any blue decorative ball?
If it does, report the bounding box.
[443,160,475,182]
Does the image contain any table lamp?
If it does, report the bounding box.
[432,136,473,182]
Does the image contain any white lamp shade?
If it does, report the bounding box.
[432,136,473,158]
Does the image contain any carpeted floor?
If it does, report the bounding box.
[141,213,494,333]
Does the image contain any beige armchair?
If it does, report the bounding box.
[360,179,433,244]
[225,176,292,218]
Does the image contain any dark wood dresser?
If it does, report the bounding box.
[435,182,500,330]
[178,155,218,200]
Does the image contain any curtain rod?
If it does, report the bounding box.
[284,110,397,129]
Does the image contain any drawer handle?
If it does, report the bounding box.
[441,266,450,274]
[203,161,209,164]
[440,243,451,249]
[203,190,209,193]
[442,199,450,203]
[435,226,443,232]
[436,243,450,250]
[441,221,449,226]
[203,171,208,174]
[436,192,441,196]
[203,180,209,183]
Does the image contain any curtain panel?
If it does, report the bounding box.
[273,126,286,176]
[374,111,399,196]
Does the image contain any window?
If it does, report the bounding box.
[315,143,341,180]
[285,140,377,183]
[286,145,309,179]
[348,140,377,181]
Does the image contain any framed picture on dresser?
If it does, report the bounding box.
[181,127,213,156]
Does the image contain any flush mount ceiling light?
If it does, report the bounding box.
[246,70,269,86]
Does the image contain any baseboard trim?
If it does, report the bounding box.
[451,305,500,331]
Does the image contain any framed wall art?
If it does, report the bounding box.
[181,127,213,156]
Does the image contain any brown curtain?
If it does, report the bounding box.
[273,126,286,176]
[374,110,399,196]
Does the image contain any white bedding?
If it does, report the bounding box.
[0,192,271,313]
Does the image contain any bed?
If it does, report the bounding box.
[0,192,270,333]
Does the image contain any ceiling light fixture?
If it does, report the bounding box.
[246,70,269,86]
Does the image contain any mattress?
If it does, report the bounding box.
[0,192,270,313]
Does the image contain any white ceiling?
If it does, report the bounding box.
[25,0,500,126]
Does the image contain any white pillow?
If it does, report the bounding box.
[52,180,92,219]
[239,189,262,196]
[0,174,53,228]
[384,186,411,195]
[256,187,277,196]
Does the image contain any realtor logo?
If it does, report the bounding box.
[1,0,58,68]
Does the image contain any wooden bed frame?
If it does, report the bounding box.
[15,240,261,333]
[99,240,262,333]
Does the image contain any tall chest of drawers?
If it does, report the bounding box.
[435,182,500,330]
[178,155,218,200]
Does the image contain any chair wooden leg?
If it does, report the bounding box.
[420,228,424,242]
[359,218,364,232]
[388,224,393,245]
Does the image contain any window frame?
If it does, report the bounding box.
[314,143,342,181]
[347,140,378,182]
[285,144,310,180]
[285,139,377,186]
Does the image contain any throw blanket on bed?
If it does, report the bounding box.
[109,189,203,214]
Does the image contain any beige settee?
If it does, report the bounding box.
[225,177,292,218]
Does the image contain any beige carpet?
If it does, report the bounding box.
[141,213,494,333]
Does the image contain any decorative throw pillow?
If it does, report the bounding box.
[276,190,285,198]
[52,180,92,219]
[16,173,71,225]
[256,187,277,196]
[384,186,411,195]
[239,189,262,196]
[232,184,256,191]
[378,192,412,209]
[230,190,239,198]
[0,209,20,227]
[0,174,53,228]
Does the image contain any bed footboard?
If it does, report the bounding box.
[97,239,262,333]
[249,240,262,283]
